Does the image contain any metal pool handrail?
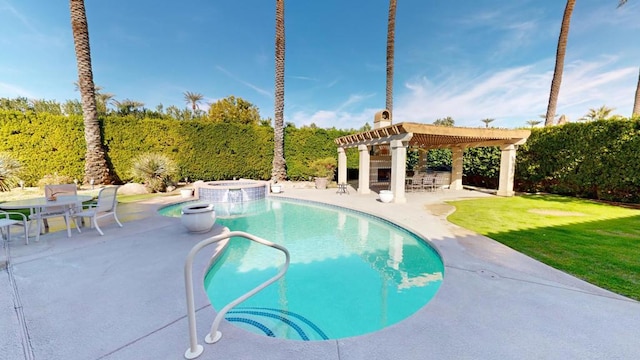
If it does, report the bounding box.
[184,231,290,359]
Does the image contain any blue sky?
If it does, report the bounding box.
[1,0,639,129]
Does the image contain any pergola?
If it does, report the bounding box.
[334,122,531,203]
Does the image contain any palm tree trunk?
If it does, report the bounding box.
[633,67,640,118]
[272,0,287,181]
[70,0,110,184]
[545,0,575,127]
[385,0,397,118]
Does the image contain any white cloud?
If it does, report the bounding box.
[335,93,375,112]
[289,75,318,81]
[393,57,638,128]
[0,82,35,98]
[216,65,272,99]
[287,108,378,130]
[578,2,640,29]
[0,1,40,35]
[285,92,378,129]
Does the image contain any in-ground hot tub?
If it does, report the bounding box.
[192,180,269,203]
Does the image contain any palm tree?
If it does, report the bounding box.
[526,120,542,128]
[96,92,115,115]
[183,91,204,113]
[545,0,630,127]
[481,118,495,128]
[385,0,397,117]
[615,1,636,118]
[112,99,144,116]
[580,105,615,121]
[544,0,575,127]
[633,67,640,118]
[271,0,287,182]
[70,0,110,185]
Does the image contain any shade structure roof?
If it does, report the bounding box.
[334,122,531,150]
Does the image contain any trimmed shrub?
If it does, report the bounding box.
[308,157,337,179]
[515,119,640,202]
[130,153,178,193]
[0,152,22,191]
[36,174,75,189]
[0,110,84,186]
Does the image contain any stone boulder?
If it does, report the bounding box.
[118,183,149,195]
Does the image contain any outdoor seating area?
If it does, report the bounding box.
[405,171,451,192]
[0,185,123,243]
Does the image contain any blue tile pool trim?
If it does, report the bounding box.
[225,317,275,337]
[230,307,329,340]
[198,182,267,203]
[227,309,310,340]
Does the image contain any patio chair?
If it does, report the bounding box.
[29,184,79,242]
[434,172,451,190]
[72,186,122,236]
[39,184,81,231]
[0,210,29,244]
[423,174,437,192]
[409,173,425,192]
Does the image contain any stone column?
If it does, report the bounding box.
[337,147,347,184]
[450,147,464,190]
[358,145,371,194]
[497,144,517,196]
[390,139,407,203]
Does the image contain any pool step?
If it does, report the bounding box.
[226,307,329,340]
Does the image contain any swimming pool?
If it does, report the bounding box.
[160,198,443,340]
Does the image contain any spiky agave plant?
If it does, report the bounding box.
[130,153,177,193]
[0,152,22,192]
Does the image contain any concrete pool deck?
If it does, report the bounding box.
[2,187,639,360]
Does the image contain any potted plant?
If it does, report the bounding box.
[271,182,282,193]
[181,203,216,233]
[180,188,194,198]
[308,157,337,190]
[379,190,394,203]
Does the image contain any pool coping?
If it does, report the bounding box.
[2,188,639,360]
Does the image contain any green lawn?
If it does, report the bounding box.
[447,194,640,301]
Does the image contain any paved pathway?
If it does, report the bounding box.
[1,187,639,360]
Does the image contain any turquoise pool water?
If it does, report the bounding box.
[160,198,443,340]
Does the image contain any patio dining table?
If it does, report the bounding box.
[0,195,94,239]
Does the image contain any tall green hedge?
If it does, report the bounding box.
[0,110,350,185]
[0,111,85,184]
[3,109,638,203]
[284,126,357,180]
[516,119,640,202]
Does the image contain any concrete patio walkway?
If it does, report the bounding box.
[2,187,639,360]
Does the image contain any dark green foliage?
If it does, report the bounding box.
[427,149,452,170]
[308,157,337,178]
[426,147,501,188]
[516,119,640,202]
[406,149,420,171]
[3,108,638,201]
[464,147,501,188]
[175,121,273,180]
[36,174,75,189]
[0,111,85,185]
[207,96,261,124]
[0,110,349,184]
[284,126,355,180]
